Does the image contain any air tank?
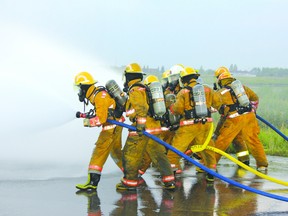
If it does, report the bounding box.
[149,81,166,116]
[105,80,127,107]
[230,80,250,106]
[192,84,208,118]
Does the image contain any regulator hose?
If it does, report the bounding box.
[256,114,288,141]
[107,119,288,202]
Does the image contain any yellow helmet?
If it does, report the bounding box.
[124,63,144,74]
[144,75,159,85]
[180,67,199,78]
[217,71,233,81]
[162,70,170,79]
[74,71,97,86]
[215,66,230,78]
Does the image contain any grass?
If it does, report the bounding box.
[259,127,288,156]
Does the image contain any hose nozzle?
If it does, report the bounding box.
[76,111,87,118]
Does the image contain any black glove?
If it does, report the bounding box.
[136,122,145,136]
[114,104,124,118]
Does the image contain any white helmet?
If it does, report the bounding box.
[168,64,185,84]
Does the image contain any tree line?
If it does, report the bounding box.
[112,65,288,77]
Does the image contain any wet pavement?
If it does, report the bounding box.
[0,156,288,215]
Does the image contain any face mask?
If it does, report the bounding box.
[213,83,218,91]
[123,85,129,93]
[169,80,178,91]
[78,88,86,102]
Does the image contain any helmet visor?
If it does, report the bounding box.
[161,77,168,85]
[168,73,180,84]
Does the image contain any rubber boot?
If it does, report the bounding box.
[116,182,137,191]
[76,173,101,191]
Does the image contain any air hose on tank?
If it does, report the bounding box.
[107,119,288,202]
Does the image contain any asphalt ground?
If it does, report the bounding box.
[0,156,288,216]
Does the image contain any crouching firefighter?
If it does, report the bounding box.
[116,63,175,191]
[74,72,126,191]
[167,67,217,182]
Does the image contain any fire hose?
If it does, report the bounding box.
[107,119,288,202]
[256,114,288,141]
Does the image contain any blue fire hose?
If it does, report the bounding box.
[107,119,288,202]
[256,114,288,141]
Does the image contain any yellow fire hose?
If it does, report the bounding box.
[191,123,288,187]
[190,121,214,153]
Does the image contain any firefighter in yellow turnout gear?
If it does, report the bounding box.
[74,72,125,191]
[213,67,250,165]
[116,63,175,190]
[213,67,268,171]
[138,74,174,175]
[167,67,217,182]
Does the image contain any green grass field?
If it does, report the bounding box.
[202,75,288,156]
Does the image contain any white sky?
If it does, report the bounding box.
[1,0,288,70]
[0,0,287,172]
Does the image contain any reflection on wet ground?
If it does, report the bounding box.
[1,156,288,215]
[78,159,288,216]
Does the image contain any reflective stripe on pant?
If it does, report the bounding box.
[232,134,250,162]
[89,125,123,173]
[167,122,216,170]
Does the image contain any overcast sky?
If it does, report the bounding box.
[0,0,287,169]
[1,0,288,70]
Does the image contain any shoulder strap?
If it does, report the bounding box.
[184,86,194,103]
[129,83,154,116]
[129,83,146,91]
[223,85,240,112]
[94,86,107,95]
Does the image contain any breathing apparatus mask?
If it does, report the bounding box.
[213,75,221,90]
[168,73,180,91]
[76,84,91,105]
[161,77,169,90]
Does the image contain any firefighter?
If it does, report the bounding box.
[213,67,268,171]
[116,63,175,190]
[74,72,125,191]
[213,66,250,165]
[162,66,185,173]
[161,70,170,90]
[167,67,217,182]
[139,75,171,175]
[164,64,184,95]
